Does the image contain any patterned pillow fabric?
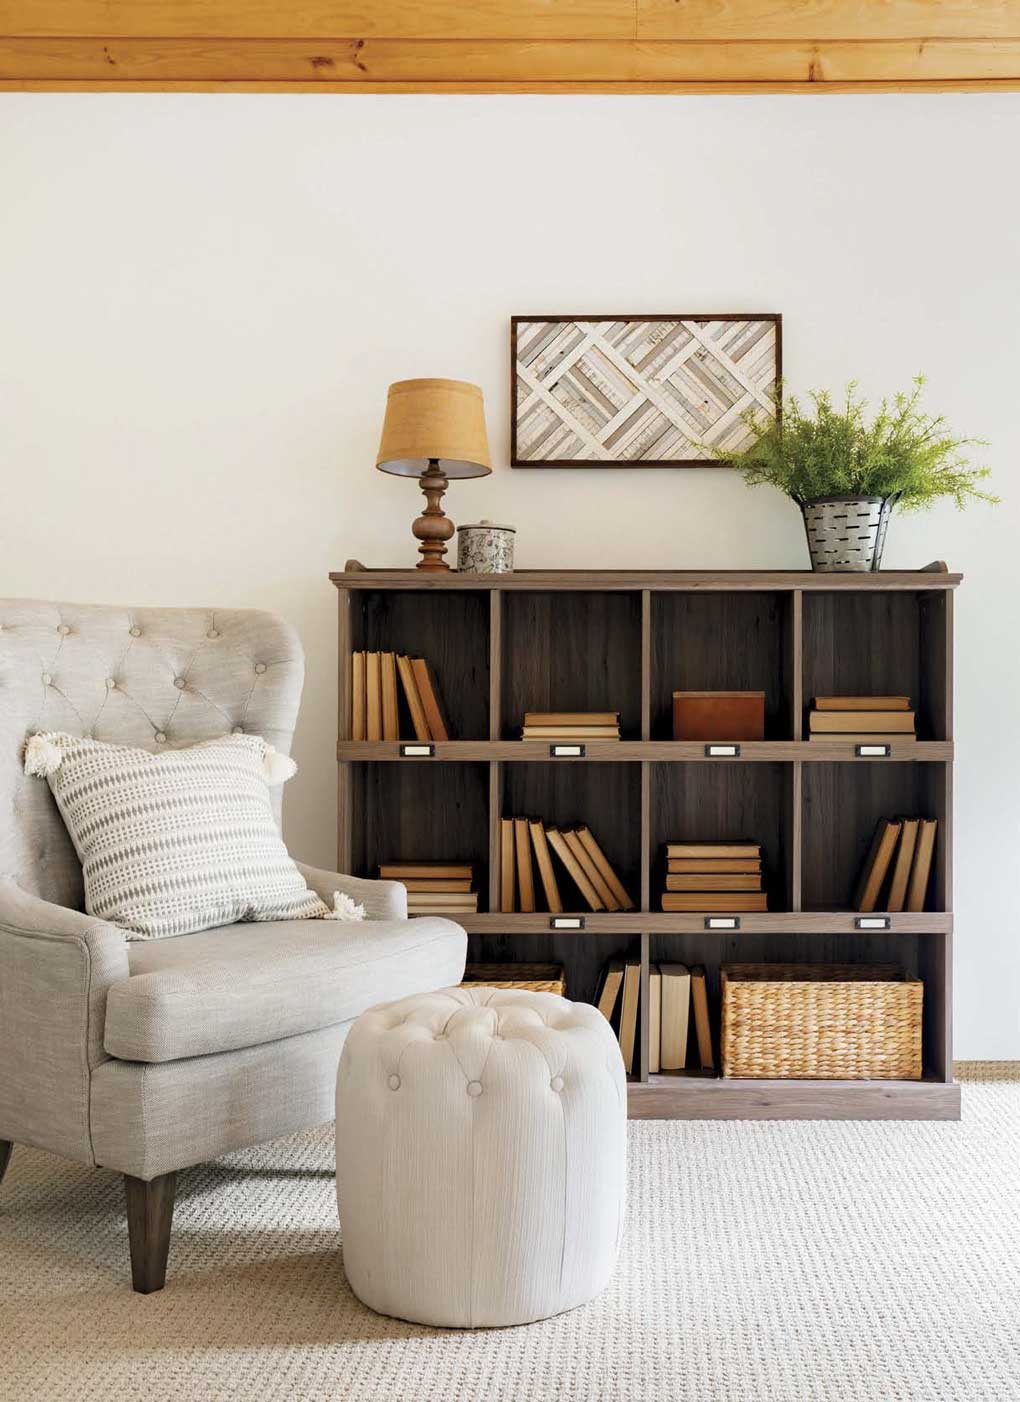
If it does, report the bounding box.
[24,731,329,940]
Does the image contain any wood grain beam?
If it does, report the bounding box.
[6,79,1020,91]
[0,0,637,40]
[637,0,1020,42]
[3,2,1020,90]
[3,37,1020,85]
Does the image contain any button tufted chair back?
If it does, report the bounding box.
[0,600,305,910]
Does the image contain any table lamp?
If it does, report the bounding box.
[376,378,492,571]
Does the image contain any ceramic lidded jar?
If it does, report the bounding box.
[456,519,515,574]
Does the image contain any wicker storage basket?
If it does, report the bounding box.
[462,963,566,995]
[721,963,923,1080]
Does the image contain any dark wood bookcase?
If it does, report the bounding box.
[332,562,960,1121]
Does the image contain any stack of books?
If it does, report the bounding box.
[661,842,767,912]
[809,695,916,742]
[351,652,448,742]
[853,818,937,912]
[378,862,477,915]
[596,960,713,1075]
[499,819,635,913]
[521,711,620,741]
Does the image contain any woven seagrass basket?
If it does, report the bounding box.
[721,963,923,1080]
[461,963,566,996]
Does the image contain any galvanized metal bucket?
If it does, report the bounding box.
[799,495,896,572]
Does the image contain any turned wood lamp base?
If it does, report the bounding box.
[413,459,454,571]
[375,379,492,572]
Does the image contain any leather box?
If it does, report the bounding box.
[672,690,765,741]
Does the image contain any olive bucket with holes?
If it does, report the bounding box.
[799,494,896,572]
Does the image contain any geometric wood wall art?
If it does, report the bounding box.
[511,314,781,467]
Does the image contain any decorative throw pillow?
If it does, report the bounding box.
[24,731,330,940]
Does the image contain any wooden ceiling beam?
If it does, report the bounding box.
[637,0,1020,41]
[0,1,637,40]
[3,1,1020,90]
[3,37,1020,85]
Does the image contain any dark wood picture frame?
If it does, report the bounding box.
[510,313,782,469]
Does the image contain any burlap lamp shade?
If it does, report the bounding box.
[376,379,492,570]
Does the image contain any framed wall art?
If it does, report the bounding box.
[510,314,781,468]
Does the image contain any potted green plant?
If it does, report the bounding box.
[725,377,996,571]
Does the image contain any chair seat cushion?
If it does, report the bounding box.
[104,916,467,1063]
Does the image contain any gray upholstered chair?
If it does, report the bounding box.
[0,600,467,1292]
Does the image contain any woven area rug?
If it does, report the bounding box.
[2,1065,1018,1401]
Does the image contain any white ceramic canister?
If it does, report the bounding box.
[456,519,515,574]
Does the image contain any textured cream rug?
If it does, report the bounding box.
[2,1065,1018,1402]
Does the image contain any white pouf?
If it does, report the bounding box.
[335,985,627,1328]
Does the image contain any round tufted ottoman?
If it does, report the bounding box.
[335,985,627,1328]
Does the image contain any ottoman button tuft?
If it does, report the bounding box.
[388,1074,401,1091]
[551,1076,565,1092]
[466,1081,483,1098]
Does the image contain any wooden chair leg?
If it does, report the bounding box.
[0,1140,12,1187]
[124,1170,177,1294]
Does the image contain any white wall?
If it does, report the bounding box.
[2,94,1018,1057]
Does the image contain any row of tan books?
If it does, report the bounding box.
[660,842,767,912]
[809,695,916,741]
[378,861,477,915]
[351,653,448,743]
[597,960,713,1075]
[521,711,620,741]
[853,818,937,913]
[500,819,635,913]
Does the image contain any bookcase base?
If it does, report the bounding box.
[627,1076,960,1121]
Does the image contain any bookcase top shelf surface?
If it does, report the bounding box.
[332,562,961,592]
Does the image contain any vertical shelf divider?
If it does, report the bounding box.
[488,763,502,916]
[489,590,503,914]
[640,589,651,741]
[790,588,804,912]
[639,930,650,1084]
[640,760,651,914]
[489,590,502,742]
[791,761,803,912]
[791,588,804,740]
[638,591,652,1082]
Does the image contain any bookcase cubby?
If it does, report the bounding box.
[651,591,796,740]
[801,763,948,912]
[334,563,960,1121]
[351,588,491,740]
[650,762,793,912]
[501,591,643,740]
[802,590,951,741]
[348,761,491,910]
[502,762,642,909]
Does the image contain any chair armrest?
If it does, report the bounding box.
[0,879,131,1165]
[295,862,408,922]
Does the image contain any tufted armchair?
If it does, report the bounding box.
[0,600,467,1291]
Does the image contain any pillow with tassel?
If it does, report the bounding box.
[24,731,335,939]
